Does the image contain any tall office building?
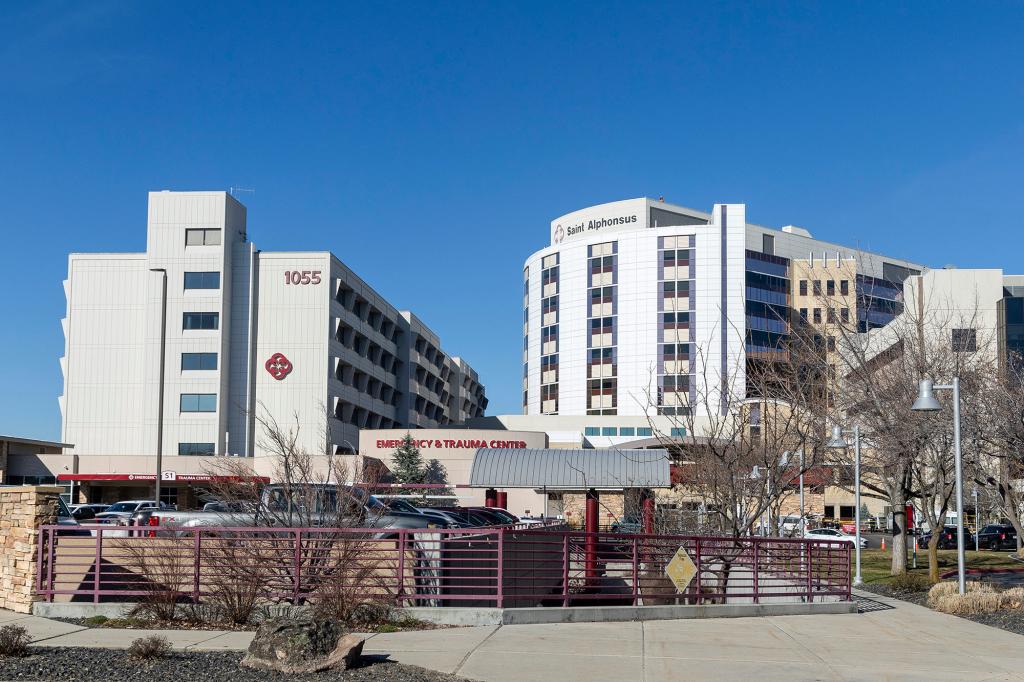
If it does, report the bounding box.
[60,191,486,459]
[521,198,922,418]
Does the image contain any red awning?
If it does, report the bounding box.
[57,474,270,483]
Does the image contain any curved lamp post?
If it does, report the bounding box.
[827,424,863,586]
[912,378,966,595]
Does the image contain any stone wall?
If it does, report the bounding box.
[0,486,60,613]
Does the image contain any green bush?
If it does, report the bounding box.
[0,625,31,658]
[84,615,109,626]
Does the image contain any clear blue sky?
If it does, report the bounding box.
[2,2,1022,441]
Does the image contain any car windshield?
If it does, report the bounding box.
[982,526,1001,533]
[385,499,419,514]
[57,498,73,518]
[105,502,140,513]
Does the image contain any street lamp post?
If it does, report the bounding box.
[150,268,168,509]
[828,424,863,586]
[912,378,966,595]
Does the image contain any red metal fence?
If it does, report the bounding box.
[37,525,850,607]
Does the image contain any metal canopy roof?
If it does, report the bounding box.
[469,448,671,490]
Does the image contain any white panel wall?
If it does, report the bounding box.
[252,253,332,456]
[62,255,148,454]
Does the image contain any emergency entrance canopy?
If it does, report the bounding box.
[469,448,671,490]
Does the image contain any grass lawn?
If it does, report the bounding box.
[859,548,1022,585]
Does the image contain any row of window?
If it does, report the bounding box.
[179,442,215,455]
[582,426,686,438]
[798,279,850,297]
[798,307,851,324]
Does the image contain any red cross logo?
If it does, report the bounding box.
[265,353,293,380]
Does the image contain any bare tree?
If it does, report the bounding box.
[831,282,995,579]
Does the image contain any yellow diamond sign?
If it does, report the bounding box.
[665,546,697,593]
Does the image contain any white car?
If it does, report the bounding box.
[804,527,868,548]
[95,500,172,524]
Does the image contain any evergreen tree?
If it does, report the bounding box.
[391,433,425,485]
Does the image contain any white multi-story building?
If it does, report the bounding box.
[522,198,923,423]
[60,191,487,460]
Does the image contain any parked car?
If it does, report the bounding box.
[57,498,90,536]
[423,507,498,526]
[95,500,174,524]
[67,503,109,521]
[465,507,521,525]
[132,485,445,534]
[975,524,1019,551]
[804,527,868,548]
[919,526,959,549]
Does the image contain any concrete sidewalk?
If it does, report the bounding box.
[5,592,1024,680]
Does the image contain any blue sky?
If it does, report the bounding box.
[2,2,1023,440]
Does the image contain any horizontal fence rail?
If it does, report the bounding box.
[36,525,851,608]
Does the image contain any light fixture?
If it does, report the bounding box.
[826,425,849,449]
[911,379,942,412]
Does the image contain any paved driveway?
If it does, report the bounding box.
[363,592,1024,681]
[7,591,1024,681]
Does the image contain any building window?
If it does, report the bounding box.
[637,427,653,437]
[762,234,775,255]
[181,352,218,370]
[185,228,222,246]
[619,427,635,437]
[840,308,850,323]
[584,426,600,436]
[799,280,808,296]
[828,308,837,323]
[670,427,686,438]
[178,442,215,456]
[184,271,221,289]
[799,308,808,322]
[826,280,835,296]
[840,280,849,295]
[813,280,822,296]
[183,312,219,330]
[952,328,977,353]
[180,393,217,412]
[827,336,836,352]
[598,427,614,436]
[813,308,822,324]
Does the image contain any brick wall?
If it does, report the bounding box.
[0,486,60,613]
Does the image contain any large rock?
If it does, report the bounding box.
[240,614,365,674]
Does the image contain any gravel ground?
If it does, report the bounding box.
[858,582,1024,636]
[0,648,474,681]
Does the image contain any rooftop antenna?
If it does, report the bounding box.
[229,187,255,197]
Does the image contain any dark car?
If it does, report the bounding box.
[465,507,520,525]
[975,524,1019,551]
[920,526,959,549]
[424,507,496,527]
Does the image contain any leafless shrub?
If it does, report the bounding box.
[119,535,192,622]
[0,625,30,658]
[127,635,172,660]
[889,572,932,593]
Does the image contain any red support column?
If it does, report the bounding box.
[585,488,599,581]
[485,488,497,508]
[642,492,655,535]
[496,491,508,510]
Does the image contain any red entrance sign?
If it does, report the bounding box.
[57,474,270,483]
